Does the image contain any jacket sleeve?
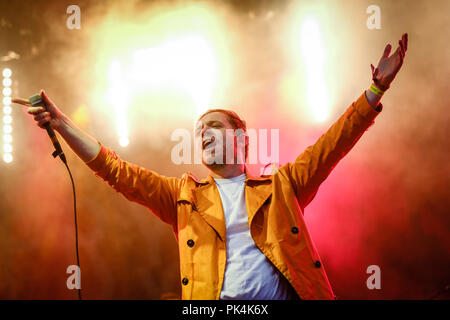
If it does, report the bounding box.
[84,143,180,227]
[284,91,382,209]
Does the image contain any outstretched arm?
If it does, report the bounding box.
[13,90,100,162]
[366,33,408,107]
[284,33,408,209]
[12,91,179,228]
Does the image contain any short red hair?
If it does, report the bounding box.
[198,109,248,161]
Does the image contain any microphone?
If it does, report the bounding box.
[29,94,67,164]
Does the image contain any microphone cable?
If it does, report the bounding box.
[54,152,82,300]
[26,94,82,300]
[62,158,82,300]
[14,94,82,299]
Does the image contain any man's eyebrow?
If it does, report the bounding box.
[206,120,224,126]
[195,120,224,132]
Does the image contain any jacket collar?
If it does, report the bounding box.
[186,171,272,241]
[196,171,272,185]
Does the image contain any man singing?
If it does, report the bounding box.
[15,33,408,299]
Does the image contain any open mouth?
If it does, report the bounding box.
[202,136,215,150]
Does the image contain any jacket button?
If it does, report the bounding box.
[314,260,321,268]
[182,277,189,285]
[291,226,299,234]
[187,239,195,247]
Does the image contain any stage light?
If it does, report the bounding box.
[2,67,13,163]
[3,78,11,87]
[3,97,11,105]
[2,68,12,78]
[129,35,217,115]
[300,17,330,123]
[3,153,12,163]
[108,60,130,148]
[3,143,12,153]
[92,2,231,140]
[3,134,12,143]
[119,136,129,147]
[3,125,12,134]
[3,115,12,124]
[108,33,218,146]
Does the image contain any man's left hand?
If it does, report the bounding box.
[371,33,408,91]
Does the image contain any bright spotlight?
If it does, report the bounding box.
[3,88,11,96]
[3,134,12,143]
[92,2,232,139]
[300,17,329,123]
[3,153,12,163]
[108,60,130,148]
[3,115,12,124]
[119,136,129,147]
[3,97,11,105]
[3,125,12,134]
[2,78,11,87]
[2,68,12,78]
[3,143,12,153]
[130,35,217,115]
[3,67,13,163]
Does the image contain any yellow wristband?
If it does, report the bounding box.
[369,83,385,97]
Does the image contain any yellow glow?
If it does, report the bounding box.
[281,3,334,124]
[71,104,90,128]
[300,17,329,123]
[108,60,129,147]
[129,34,217,115]
[119,137,129,147]
[3,153,12,163]
[90,2,232,138]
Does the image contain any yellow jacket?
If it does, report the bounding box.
[85,91,382,299]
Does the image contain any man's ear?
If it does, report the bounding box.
[241,131,249,151]
[234,129,247,143]
[233,130,248,164]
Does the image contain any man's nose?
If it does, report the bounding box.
[201,126,213,139]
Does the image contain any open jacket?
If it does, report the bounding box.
[85,91,382,299]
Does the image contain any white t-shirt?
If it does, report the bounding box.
[214,174,297,300]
